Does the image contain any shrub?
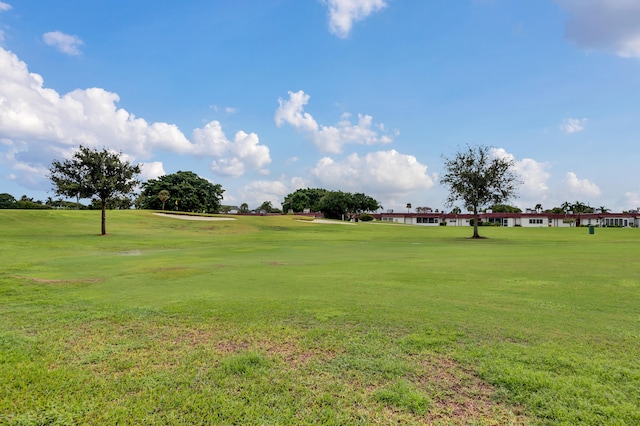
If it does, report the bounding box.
[358,213,374,222]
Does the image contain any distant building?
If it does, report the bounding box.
[373,211,640,228]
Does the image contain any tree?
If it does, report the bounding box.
[158,190,170,210]
[535,203,543,214]
[282,188,328,213]
[139,171,224,213]
[406,203,412,213]
[0,193,17,209]
[598,206,610,213]
[317,191,381,220]
[441,145,521,238]
[49,146,140,235]
[239,203,249,213]
[258,201,273,213]
[489,204,522,213]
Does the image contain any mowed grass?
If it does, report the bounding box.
[1,210,639,425]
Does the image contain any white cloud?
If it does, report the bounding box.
[0,47,270,189]
[323,0,387,38]
[620,192,640,210]
[560,117,587,133]
[139,162,166,181]
[0,2,11,12]
[557,0,640,58]
[43,31,83,56]
[311,150,434,197]
[275,90,393,154]
[563,172,601,198]
[491,148,551,202]
[239,176,307,209]
[191,122,271,178]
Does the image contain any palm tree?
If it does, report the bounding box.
[406,203,412,213]
[598,206,610,213]
[158,190,170,210]
[535,203,542,214]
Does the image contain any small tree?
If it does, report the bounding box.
[49,146,140,235]
[441,145,521,238]
[158,190,170,210]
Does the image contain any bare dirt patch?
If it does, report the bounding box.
[418,356,529,425]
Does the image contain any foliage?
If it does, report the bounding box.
[258,201,273,213]
[489,204,522,213]
[239,203,249,213]
[158,190,170,210]
[283,188,328,213]
[317,191,381,220]
[441,145,521,238]
[358,213,374,221]
[0,193,17,209]
[139,171,224,214]
[49,145,140,234]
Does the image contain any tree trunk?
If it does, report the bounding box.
[472,208,480,238]
[101,200,107,235]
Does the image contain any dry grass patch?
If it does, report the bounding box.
[418,356,529,425]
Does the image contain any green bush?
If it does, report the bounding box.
[358,213,374,222]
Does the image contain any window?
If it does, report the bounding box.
[528,219,543,224]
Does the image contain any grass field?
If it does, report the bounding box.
[1,210,639,425]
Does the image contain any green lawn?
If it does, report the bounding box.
[1,210,638,425]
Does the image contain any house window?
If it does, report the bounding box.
[528,219,543,224]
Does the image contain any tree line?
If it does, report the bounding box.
[10,143,584,239]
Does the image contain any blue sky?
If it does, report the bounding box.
[1,0,639,212]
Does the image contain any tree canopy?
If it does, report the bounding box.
[282,188,328,213]
[489,204,522,213]
[317,191,381,220]
[139,171,224,214]
[49,145,140,235]
[441,145,521,238]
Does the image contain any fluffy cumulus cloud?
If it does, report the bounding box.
[311,150,434,197]
[43,31,83,56]
[191,122,271,178]
[563,172,601,197]
[560,117,587,133]
[491,148,550,200]
[240,176,308,208]
[139,161,166,182]
[275,90,393,154]
[0,48,270,188]
[323,0,387,38]
[557,0,640,58]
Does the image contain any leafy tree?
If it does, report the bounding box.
[282,188,328,212]
[535,203,543,213]
[158,190,170,210]
[489,204,522,213]
[406,202,412,213]
[139,171,224,214]
[239,203,249,213]
[441,145,521,238]
[598,206,610,213]
[317,191,381,220]
[49,146,140,235]
[0,193,17,209]
[258,201,273,213]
